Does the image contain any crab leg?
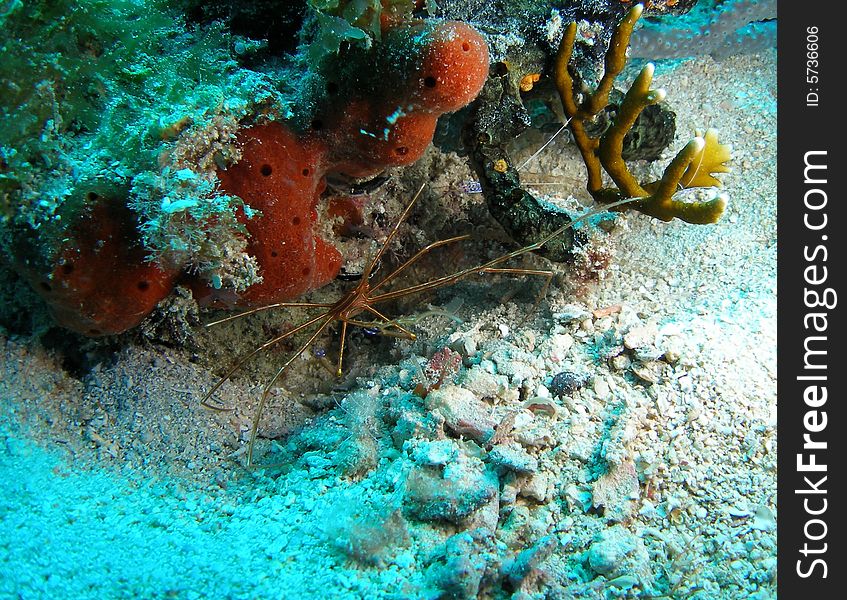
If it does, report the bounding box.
[248,316,334,466]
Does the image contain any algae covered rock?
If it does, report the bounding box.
[404,449,498,524]
[424,529,498,600]
[586,525,655,591]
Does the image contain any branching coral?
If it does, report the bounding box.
[553,4,730,224]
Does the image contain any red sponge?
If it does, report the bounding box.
[415,21,490,113]
[204,20,490,308]
[20,19,490,334]
[323,20,489,179]
[213,122,342,307]
[329,111,439,178]
[20,200,179,336]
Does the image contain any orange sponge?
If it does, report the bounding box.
[208,20,490,307]
[214,122,342,307]
[415,21,490,114]
[330,111,439,178]
[14,18,490,336]
[20,200,179,336]
[323,20,489,179]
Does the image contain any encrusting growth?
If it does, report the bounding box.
[553,4,731,224]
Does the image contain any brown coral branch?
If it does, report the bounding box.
[553,3,730,224]
[553,21,603,193]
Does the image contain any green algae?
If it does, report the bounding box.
[0,0,281,278]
